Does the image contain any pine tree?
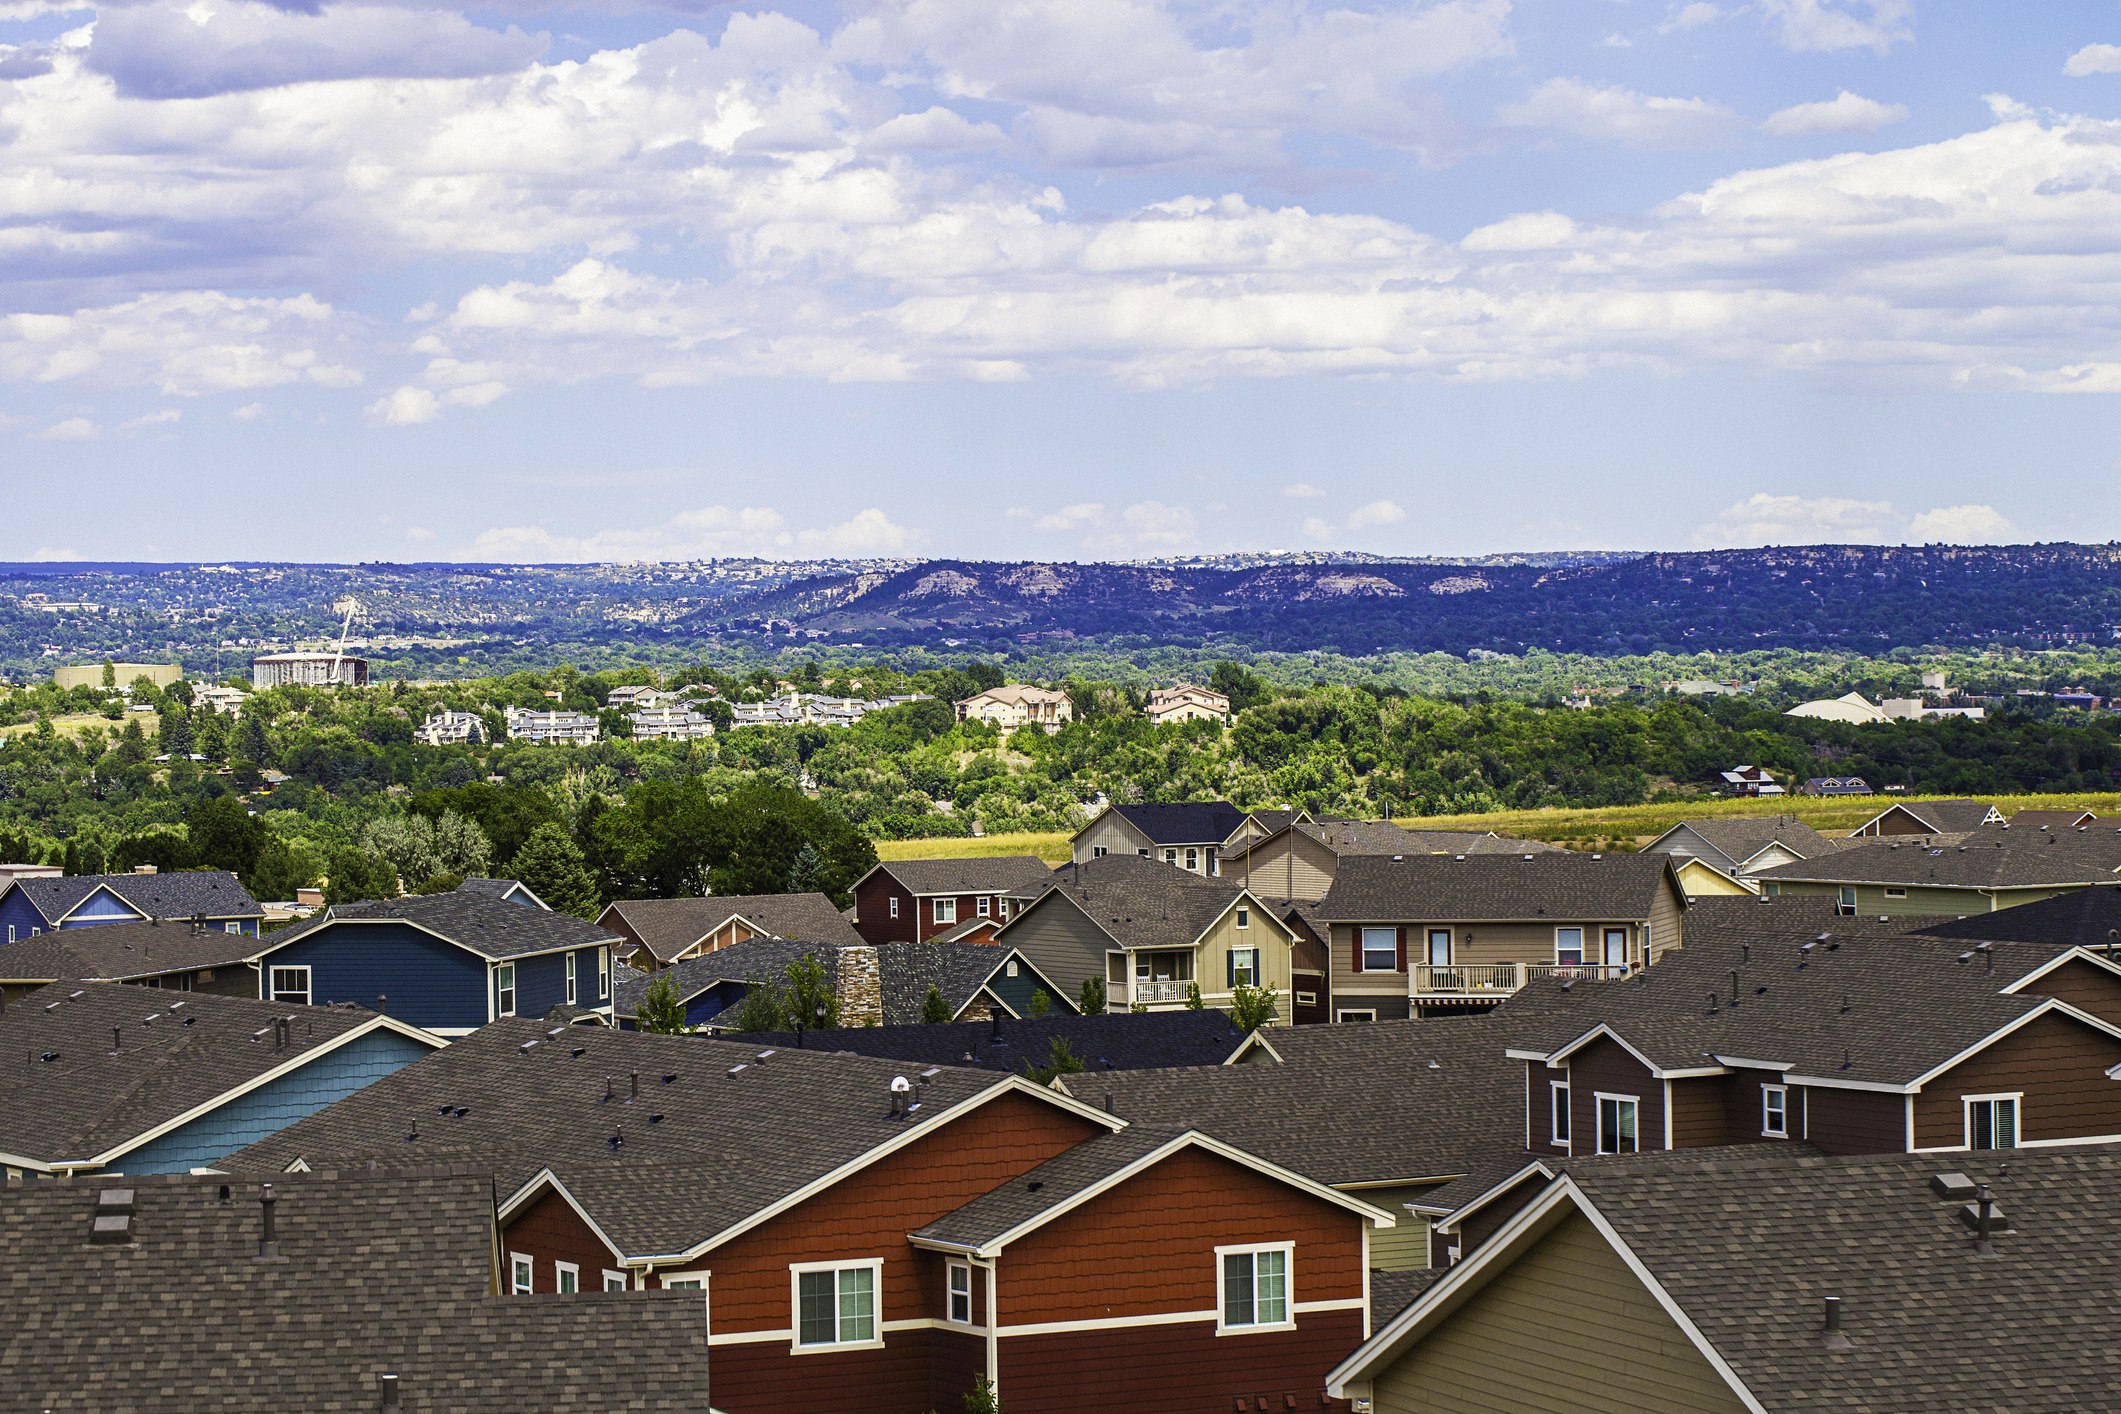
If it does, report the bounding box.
[1029,989,1052,1019]
[509,822,602,920]
[636,971,693,1034]
[920,984,951,1024]
[1077,976,1107,1015]
[235,714,272,765]
[785,842,825,894]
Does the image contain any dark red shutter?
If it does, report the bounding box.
[1396,927,1407,972]
[1353,931,1364,973]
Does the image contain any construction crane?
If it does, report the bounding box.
[328,598,358,685]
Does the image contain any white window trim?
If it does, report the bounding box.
[565,952,578,1006]
[1594,1091,1640,1155]
[789,1258,886,1353]
[934,898,956,925]
[603,1269,631,1292]
[223,921,241,935]
[889,896,899,919]
[1214,1242,1296,1335]
[977,896,990,917]
[1185,847,1199,870]
[1964,1091,2025,1150]
[1884,887,1907,899]
[496,963,516,1018]
[662,1271,708,1291]
[946,1261,977,1326]
[555,1260,580,1294]
[1294,991,1317,1007]
[599,946,610,1000]
[1336,1010,1377,1023]
[1554,926,1586,966]
[269,965,311,1007]
[510,1251,534,1294]
[1550,1081,1570,1146]
[1762,1084,1788,1138]
[1358,927,1397,974]
[1236,907,1249,930]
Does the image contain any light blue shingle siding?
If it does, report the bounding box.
[62,889,148,925]
[256,921,488,1032]
[110,1027,435,1175]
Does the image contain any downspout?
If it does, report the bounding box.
[970,1252,1000,1394]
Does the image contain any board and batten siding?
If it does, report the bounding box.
[111,1026,436,1175]
[995,898,1117,1010]
[1912,1009,2121,1149]
[1071,811,1153,864]
[2019,958,2121,1029]
[1227,830,1339,902]
[257,922,488,1032]
[1566,1038,1663,1154]
[1369,1211,1750,1414]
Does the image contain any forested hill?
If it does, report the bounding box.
[725,544,2121,654]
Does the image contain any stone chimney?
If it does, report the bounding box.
[837,945,884,1027]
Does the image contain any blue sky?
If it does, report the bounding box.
[5,0,2121,563]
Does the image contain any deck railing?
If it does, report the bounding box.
[1412,963,1631,995]
[1134,980,1192,1003]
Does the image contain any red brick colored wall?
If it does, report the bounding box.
[854,875,918,945]
[505,1189,622,1292]
[1912,1009,2121,1148]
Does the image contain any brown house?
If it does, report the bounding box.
[596,892,863,968]
[851,857,1057,945]
[1850,797,2006,835]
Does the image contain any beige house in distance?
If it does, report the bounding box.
[955,684,1074,733]
[1144,682,1230,725]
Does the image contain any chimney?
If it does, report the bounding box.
[256,1183,280,1259]
[134,864,158,875]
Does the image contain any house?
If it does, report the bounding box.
[1914,883,2121,948]
[193,684,249,716]
[415,709,485,745]
[1329,1144,2121,1414]
[1801,775,1875,797]
[995,853,1301,1019]
[1143,682,1230,725]
[626,705,716,740]
[1222,807,1315,851]
[0,918,262,1004]
[1850,797,2006,835]
[221,1023,1393,1414]
[719,1009,1254,1073]
[1221,818,1566,903]
[502,706,600,744]
[1747,829,2121,916]
[0,868,265,942]
[250,652,368,688]
[1070,801,1251,872]
[603,684,678,709]
[1716,764,1784,796]
[598,891,865,968]
[850,857,1057,944]
[1643,816,1836,899]
[248,885,626,1035]
[1783,691,1889,724]
[0,1167,712,1408]
[955,683,1074,734]
[1310,853,1688,1022]
[2004,808,2100,831]
[0,982,441,1177]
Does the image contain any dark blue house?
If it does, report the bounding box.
[0,870,264,944]
[250,884,624,1037]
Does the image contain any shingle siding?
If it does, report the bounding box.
[257,922,489,1032]
[995,899,1113,1007]
[113,1026,436,1174]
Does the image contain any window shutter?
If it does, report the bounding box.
[1227,950,1236,989]
[1352,931,1363,973]
[1396,927,1407,972]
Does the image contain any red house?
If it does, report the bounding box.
[852,857,1058,945]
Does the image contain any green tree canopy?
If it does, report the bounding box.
[510,822,602,920]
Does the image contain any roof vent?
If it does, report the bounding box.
[1591,853,1602,861]
[255,1183,281,1260]
[889,1074,913,1118]
[1930,1172,1976,1200]
[1392,855,1403,862]
[1454,854,1465,861]
[1821,1296,1851,1351]
[91,1188,135,1246]
[662,1072,678,1084]
[725,1064,747,1077]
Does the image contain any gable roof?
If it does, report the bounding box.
[1747,829,2121,890]
[2008,809,2101,830]
[1007,853,1291,952]
[0,982,442,1169]
[1913,884,2121,946]
[1313,851,1683,922]
[1646,816,1835,871]
[611,932,845,1020]
[1220,818,1566,864]
[874,939,1070,1022]
[597,891,863,965]
[263,891,625,963]
[860,855,1058,898]
[0,919,257,984]
[722,1008,1251,1074]
[0,1166,712,1409]
[1854,798,2007,833]
[1,870,263,926]
[1075,801,1251,847]
[452,877,550,909]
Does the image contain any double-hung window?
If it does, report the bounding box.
[889,897,900,919]
[555,1261,579,1294]
[1967,1094,2019,1150]
[496,964,516,1017]
[510,1253,534,1294]
[599,946,610,999]
[603,1270,630,1292]
[947,1263,973,1324]
[1360,928,1398,972]
[934,898,957,925]
[1555,928,1585,968]
[792,1261,881,1350]
[1596,1094,1638,1154]
[1186,847,1199,871]
[565,953,578,1005]
[1551,1082,1570,1145]
[269,966,311,1006]
[1092,846,1108,858]
[977,896,991,917]
[1217,1244,1292,1333]
[1165,849,1178,865]
[1762,1085,1787,1137]
[1228,948,1259,988]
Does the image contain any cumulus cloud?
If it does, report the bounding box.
[1907,504,2016,543]
[461,505,917,562]
[1497,78,1747,150]
[405,526,435,542]
[1347,499,1406,529]
[1659,4,1721,34]
[117,408,181,431]
[1763,91,1910,136]
[2065,43,2121,77]
[1759,0,1913,54]
[0,293,359,395]
[1696,495,2018,546]
[1018,499,1196,551]
[232,402,266,420]
[1301,516,1333,539]
[36,416,102,441]
[30,547,84,561]
[1282,482,1326,498]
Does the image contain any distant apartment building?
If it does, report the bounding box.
[628,705,716,741]
[503,706,600,745]
[193,685,248,716]
[956,684,1073,733]
[416,710,486,746]
[1143,682,1230,725]
[251,653,369,688]
[726,692,928,728]
[603,685,682,710]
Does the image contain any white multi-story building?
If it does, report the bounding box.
[503,706,601,745]
[628,706,716,740]
[956,684,1073,734]
[252,653,368,688]
[1143,683,1230,725]
[194,685,250,717]
[417,710,486,746]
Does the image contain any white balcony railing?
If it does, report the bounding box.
[1133,981,1193,1003]
[1412,963,1631,996]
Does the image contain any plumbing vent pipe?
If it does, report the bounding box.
[256,1183,280,1259]
[379,1374,401,1412]
[1821,1296,1850,1351]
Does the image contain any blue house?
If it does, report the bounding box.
[1,981,443,1178]
[0,870,264,944]
[251,884,624,1037]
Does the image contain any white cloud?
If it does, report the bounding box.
[30,547,84,561]
[797,508,918,554]
[1498,78,1747,150]
[1907,504,2016,543]
[468,505,794,561]
[1301,516,1333,539]
[118,408,182,431]
[0,293,358,396]
[1347,499,1406,529]
[1696,493,1898,545]
[2065,43,2121,77]
[1032,503,1106,533]
[1763,91,1910,137]
[1759,0,1913,54]
[405,526,435,542]
[36,416,101,441]
[1282,482,1326,498]
[1659,4,1721,35]
[366,386,441,426]
[232,402,265,420]
[1020,498,1195,551]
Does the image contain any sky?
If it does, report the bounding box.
[6,0,2121,564]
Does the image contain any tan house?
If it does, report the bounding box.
[955,683,1074,733]
[1223,819,1566,903]
[1311,853,1688,1021]
[1143,682,1229,725]
[1069,801,1249,873]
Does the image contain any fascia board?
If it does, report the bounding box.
[2000,946,2121,994]
[1708,1055,1794,1073]
[1902,998,2121,1090]
[1783,1073,1916,1094]
[52,884,148,926]
[497,1169,629,1261]
[1435,1161,1558,1229]
[1224,1032,1285,1065]
[251,914,620,964]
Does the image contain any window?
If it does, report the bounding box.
[4,926,11,943]
[1186,847,1199,870]
[1217,1245,1291,1332]
[977,896,990,917]
[566,952,578,1005]
[269,966,311,1006]
[1596,1094,1638,1154]
[1092,846,1108,858]
[934,898,957,925]
[496,964,515,1017]
[556,1261,579,1294]
[223,921,241,935]
[1967,1095,2020,1150]
[1360,927,1398,972]
[1164,849,1178,865]
[793,1262,880,1349]
[1837,886,1858,917]
[1137,848,1150,858]
[1555,928,1585,967]
[889,897,899,919]
[664,1275,705,1291]
[1294,991,1316,1007]
[1884,888,1907,899]
[1236,907,1249,929]
[1763,883,1781,897]
[1005,959,1019,977]
[1762,1085,1787,1137]
[1551,1082,1570,1144]
[603,1270,630,1292]
[947,1263,973,1324]
[599,947,610,999]
[1426,929,1451,966]
[511,1253,534,1294]
[1337,1010,1376,1023]
[1228,948,1259,988]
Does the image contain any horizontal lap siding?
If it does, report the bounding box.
[997,1146,1364,1326]
[512,950,572,1021]
[1803,1086,1905,1155]
[1001,1311,1362,1414]
[2023,958,2121,1029]
[1362,1184,1442,1271]
[854,877,916,945]
[1566,1039,1661,1154]
[507,1189,622,1292]
[259,922,487,1032]
[1913,1010,2121,1148]
[1709,1069,1790,1149]
[1668,1076,1729,1148]
[1371,1212,1748,1414]
[712,1329,942,1414]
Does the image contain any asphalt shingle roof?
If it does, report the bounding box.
[1107,801,1250,846]
[600,891,863,965]
[1914,884,2121,946]
[0,982,417,1166]
[1748,830,2121,889]
[266,891,623,961]
[0,1166,711,1410]
[1864,797,2008,832]
[1011,852,1257,952]
[1313,851,1681,922]
[1654,816,1836,865]
[1223,820,1566,863]
[4,870,263,925]
[724,1009,1250,1074]
[869,856,1059,896]
[910,1124,1182,1250]
[0,919,257,983]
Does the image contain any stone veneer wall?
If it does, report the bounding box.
[838,945,884,1026]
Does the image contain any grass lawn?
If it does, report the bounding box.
[1408,792,2121,848]
[874,832,1072,863]
[0,712,120,741]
